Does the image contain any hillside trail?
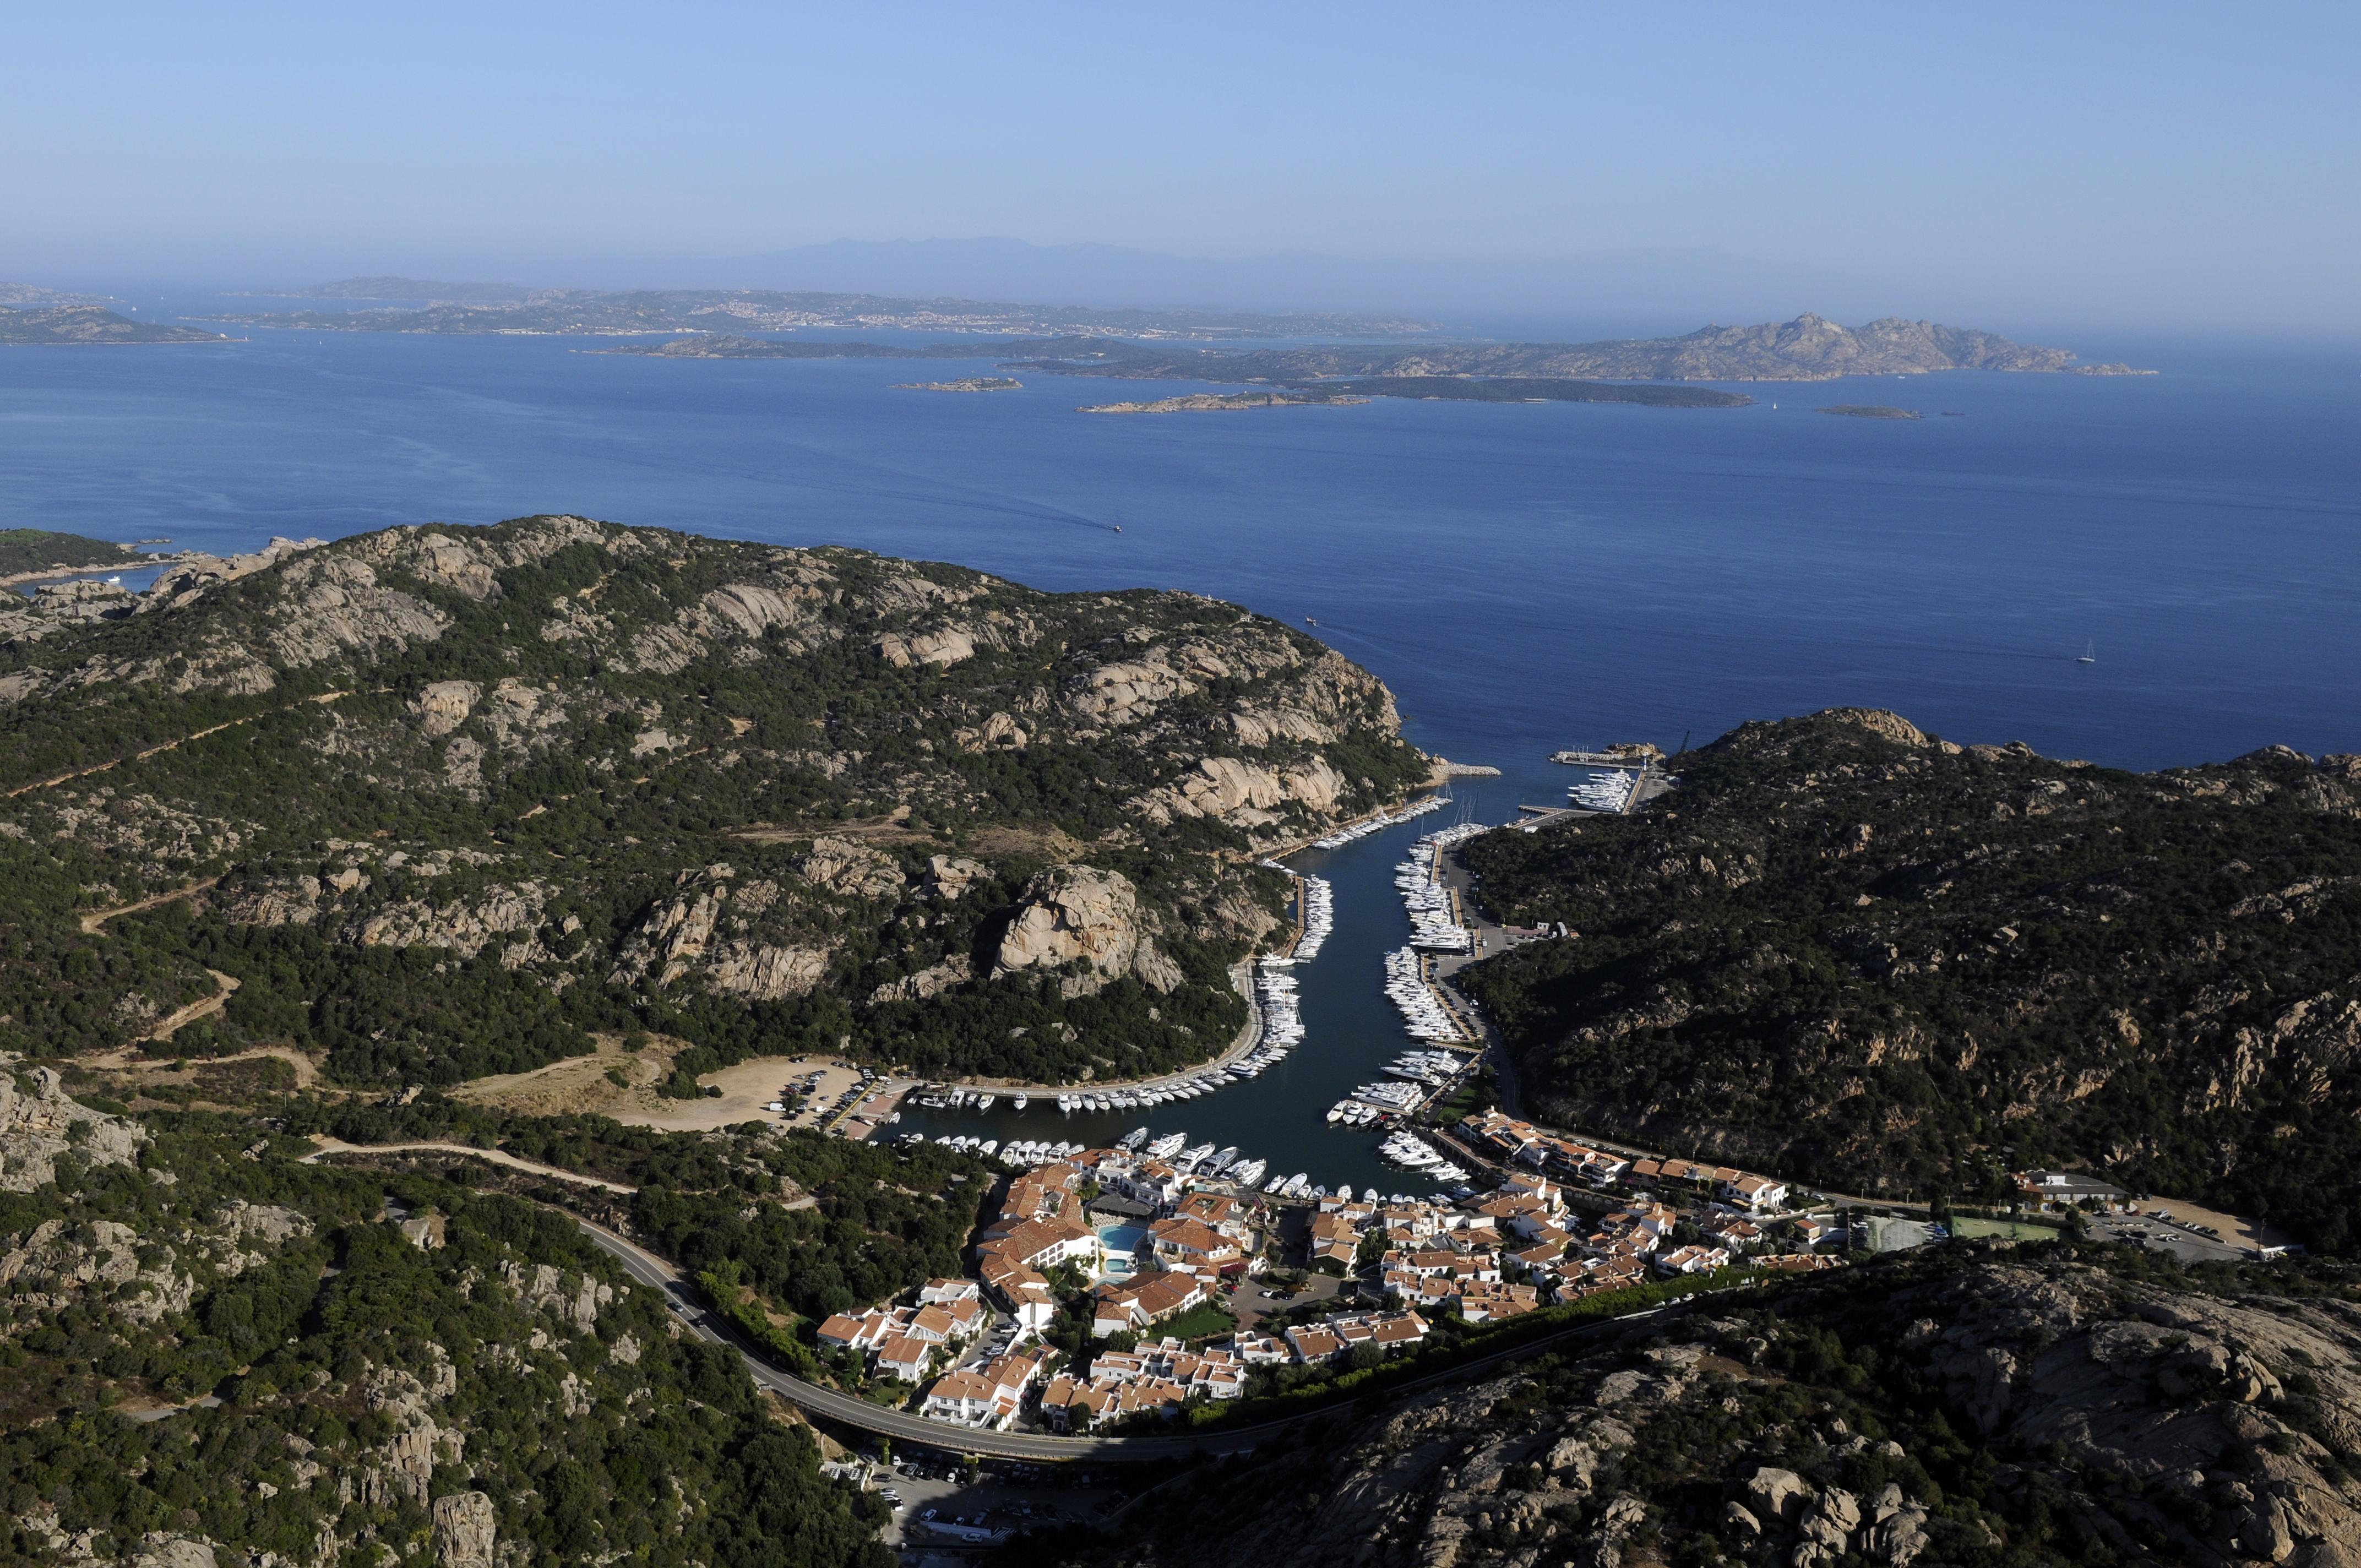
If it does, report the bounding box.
[6,688,356,798]
[139,970,241,1042]
[302,1136,640,1194]
[78,877,220,934]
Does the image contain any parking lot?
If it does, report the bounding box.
[839,1453,1129,1553]
[2090,1209,2253,1264]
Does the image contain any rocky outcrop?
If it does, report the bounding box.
[128,1534,217,1568]
[410,679,479,736]
[798,837,904,900]
[355,883,547,961]
[994,865,1180,997]
[0,1057,143,1192]
[870,955,972,1005]
[502,1260,611,1331]
[221,875,324,926]
[923,854,988,899]
[704,941,833,1001]
[352,1367,463,1507]
[873,625,976,668]
[431,1491,496,1568]
[1131,754,1350,830]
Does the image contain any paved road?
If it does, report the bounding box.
[573,1217,1676,1463]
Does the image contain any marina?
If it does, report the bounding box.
[885,782,1514,1194]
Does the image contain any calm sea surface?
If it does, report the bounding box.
[5,323,2355,1191]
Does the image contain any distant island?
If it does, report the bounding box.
[1011,314,2137,385]
[0,306,230,346]
[897,376,1022,393]
[1818,404,1922,419]
[1080,390,1363,414]
[2068,362,2160,376]
[202,286,1432,342]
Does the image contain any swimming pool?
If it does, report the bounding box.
[1097,1224,1148,1279]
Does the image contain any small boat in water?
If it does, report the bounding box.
[1011,1094,1028,1111]
[2078,640,2097,665]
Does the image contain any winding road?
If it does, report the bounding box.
[572,1216,1675,1462]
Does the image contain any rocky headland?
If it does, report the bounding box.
[1459,707,2361,1253]
[0,516,1430,1089]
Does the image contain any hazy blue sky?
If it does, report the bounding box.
[9,4,2358,330]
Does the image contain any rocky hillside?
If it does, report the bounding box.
[1052,1246,2361,1568]
[0,516,1428,1086]
[0,1055,897,1568]
[1459,710,2361,1249]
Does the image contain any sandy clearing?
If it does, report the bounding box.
[449,1035,677,1119]
[627,1054,867,1134]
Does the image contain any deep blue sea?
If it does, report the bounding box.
[4,318,2355,1190]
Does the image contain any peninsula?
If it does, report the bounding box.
[0,527,149,579]
[0,306,230,345]
[0,516,1429,1089]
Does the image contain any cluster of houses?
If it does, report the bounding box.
[1040,1335,1248,1430]
[811,1113,1848,1435]
[1459,1111,1793,1216]
[815,1278,993,1384]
